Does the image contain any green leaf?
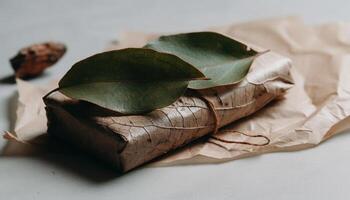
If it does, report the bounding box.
[145,32,258,89]
[57,48,205,114]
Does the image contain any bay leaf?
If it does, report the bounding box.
[145,32,258,89]
[56,48,205,114]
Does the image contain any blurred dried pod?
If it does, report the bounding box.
[10,42,66,79]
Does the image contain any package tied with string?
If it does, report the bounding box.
[43,51,293,172]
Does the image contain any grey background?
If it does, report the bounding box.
[1,0,350,199]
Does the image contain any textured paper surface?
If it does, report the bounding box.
[6,17,350,166]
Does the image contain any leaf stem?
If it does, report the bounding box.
[43,87,60,99]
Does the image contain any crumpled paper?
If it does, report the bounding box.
[4,79,52,142]
[5,16,350,166]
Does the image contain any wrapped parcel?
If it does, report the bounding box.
[44,52,293,172]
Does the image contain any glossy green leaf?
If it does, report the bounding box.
[57,48,205,114]
[145,32,258,89]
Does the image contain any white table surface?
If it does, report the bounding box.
[1,0,350,199]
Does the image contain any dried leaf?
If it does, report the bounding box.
[145,32,258,89]
[56,48,205,114]
[10,42,66,78]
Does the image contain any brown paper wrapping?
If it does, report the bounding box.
[43,51,292,172]
[5,16,350,170]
